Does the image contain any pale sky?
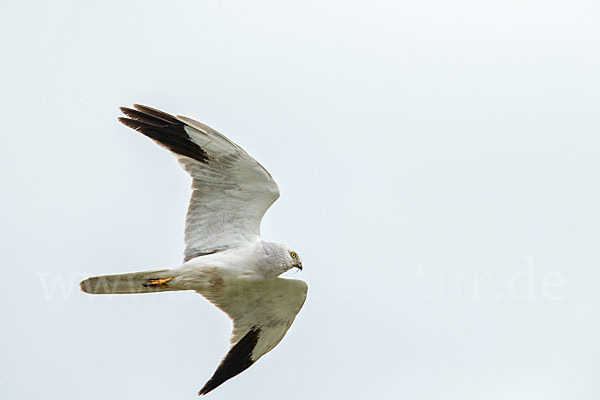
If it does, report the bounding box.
[1,1,600,399]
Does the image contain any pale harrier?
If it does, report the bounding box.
[80,105,307,395]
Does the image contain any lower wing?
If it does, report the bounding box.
[197,277,308,395]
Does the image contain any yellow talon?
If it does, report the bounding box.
[142,277,174,288]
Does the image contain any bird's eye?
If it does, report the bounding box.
[290,252,297,258]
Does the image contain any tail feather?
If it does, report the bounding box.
[80,270,181,295]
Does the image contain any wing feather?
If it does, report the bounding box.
[118,105,280,261]
[197,278,308,395]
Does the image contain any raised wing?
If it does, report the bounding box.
[198,278,308,395]
[119,105,280,262]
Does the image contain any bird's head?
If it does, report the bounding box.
[286,248,303,271]
[261,242,304,277]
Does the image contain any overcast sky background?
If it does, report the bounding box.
[1,1,599,399]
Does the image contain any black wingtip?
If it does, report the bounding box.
[118,116,141,130]
[120,107,175,127]
[118,105,210,164]
[198,327,261,395]
[132,104,180,123]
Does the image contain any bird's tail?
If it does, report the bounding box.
[80,269,183,295]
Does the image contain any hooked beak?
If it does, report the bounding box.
[294,262,303,271]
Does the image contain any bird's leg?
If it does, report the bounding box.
[142,277,174,288]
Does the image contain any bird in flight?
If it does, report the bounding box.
[80,105,307,396]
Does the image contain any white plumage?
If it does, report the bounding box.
[80,105,307,396]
